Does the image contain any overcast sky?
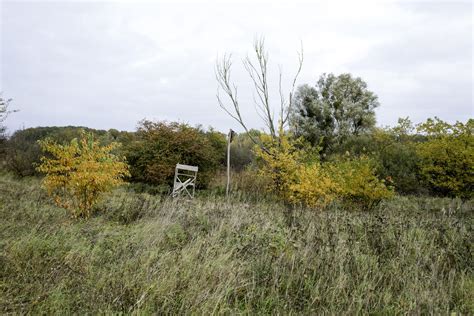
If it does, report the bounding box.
[1,0,472,134]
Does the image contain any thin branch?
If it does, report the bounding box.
[278,65,286,132]
[242,38,276,139]
[215,55,270,154]
[215,38,304,153]
[284,42,304,126]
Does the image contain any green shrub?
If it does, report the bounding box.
[124,120,225,188]
[229,130,260,171]
[416,118,473,198]
[330,118,424,195]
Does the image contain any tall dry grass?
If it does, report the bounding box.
[0,174,472,314]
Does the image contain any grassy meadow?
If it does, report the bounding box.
[0,174,473,314]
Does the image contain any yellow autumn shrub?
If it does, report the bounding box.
[327,155,394,209]
[288,163,340,208]
[254,131,302,201]
[255,131,337,208]
[36,132,130,218]
[255,131,393,210]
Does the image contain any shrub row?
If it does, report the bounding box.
[1,117,472,199]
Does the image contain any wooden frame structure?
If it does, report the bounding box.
[171,164,198,198]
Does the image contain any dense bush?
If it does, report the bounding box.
[288,162,338,208]
[255,133,391,209]
[3,130,43,176]
[254,132,304,199]
[326,155,394,209]
[370,134,422,195]
[416,118,473,198]
[36,133,130,218]
[331,118,424,195]
[124,120,225,188]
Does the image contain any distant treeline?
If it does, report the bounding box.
[0,116,472,199]
[0,122,225,189]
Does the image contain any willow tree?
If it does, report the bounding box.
[290,73,380,153]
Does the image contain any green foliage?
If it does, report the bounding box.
[370,125,422,194]
[329,117,473,199]
[291,73,379,153]
[2,114,471,203]
[3,126,118,177]
[3,133,41,177]
[125,120,224,188]
[332,118,424,194]
[416,118,473,198]
[204,127,227,165]
[229,130,260,171]
[0,175,472,314]
[36,132,130,218]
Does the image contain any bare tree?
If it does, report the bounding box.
[215,38,303,153]
[0,95,13,124]
[0,94,17,138]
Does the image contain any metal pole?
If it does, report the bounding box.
[226,129,231,198]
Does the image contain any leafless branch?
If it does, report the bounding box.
[215,54,270,154]
[284,42,304,126]
[215,38,304,153]
[242,38,276,139]
[278,65,286,132]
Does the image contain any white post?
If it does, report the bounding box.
[226,129,232,198]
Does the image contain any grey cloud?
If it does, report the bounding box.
[1,1,472,134]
